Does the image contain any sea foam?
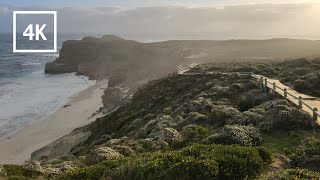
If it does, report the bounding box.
[0,71,95,137]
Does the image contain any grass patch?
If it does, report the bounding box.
[262,131,320,153]
[262,131,304,153]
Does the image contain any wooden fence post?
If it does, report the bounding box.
[298,96,303,108]
[313,108,318,122]
[260,77,264,91]
[284,88,288,98]
[272,82,276,96]
[264,78,268,93]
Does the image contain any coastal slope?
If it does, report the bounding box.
[36,36,320,165]
[2,36,320,178]
[2,62,320,179]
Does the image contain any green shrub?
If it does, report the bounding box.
[181,145,269,179]
[0,164,42,179]
[164,159,219,180]
[59,160,121,180]
[178,145,271,179]
[235,110,264,126]
[205,125,262,146]
[182,125,210,142]
[182,112,209,125]
[256,147,273,164]
[293,72,320,97]
[172,125,210,148]
[261,168,320,180]
[60,144,271,180]
[209,105,244,126]
[60,165,105,180]
[287,137,320,167]
[259,104,315,132]
[235,95,254,112]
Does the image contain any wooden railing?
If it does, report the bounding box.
[179,70,319,121]
[253,74,319,121]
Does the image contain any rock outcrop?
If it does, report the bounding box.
[31,128,92,161]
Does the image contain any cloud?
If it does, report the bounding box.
[1,3,320,40]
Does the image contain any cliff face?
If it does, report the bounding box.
[45,36,185,90]
[45,36,320,90]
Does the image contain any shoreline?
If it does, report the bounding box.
[0,80,108,164]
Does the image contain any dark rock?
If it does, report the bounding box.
[44,62,77,74]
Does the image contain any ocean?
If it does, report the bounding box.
[0,34,95,137]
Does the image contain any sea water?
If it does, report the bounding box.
[0,34,95,137]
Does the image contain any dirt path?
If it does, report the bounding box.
[177,63,198,75]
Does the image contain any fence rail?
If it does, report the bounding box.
[275,84,284,91]
[287,92,298,100]
[302,100,313,111]
[254,74,319,122]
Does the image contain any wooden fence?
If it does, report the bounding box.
[179,70,319,122]
[253,74,319,122]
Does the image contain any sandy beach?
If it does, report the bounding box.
[0,80,108,164]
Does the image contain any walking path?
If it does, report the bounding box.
[255,75,320,124]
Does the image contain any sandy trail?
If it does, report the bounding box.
[0,80,108,164]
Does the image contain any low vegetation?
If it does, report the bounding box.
[261,168,320,179]
[2,60,320,179]
[59,144,272,180]
[0,164,42,179]
[285,137,320,171]
[189,58,320,97]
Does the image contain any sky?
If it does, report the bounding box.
[1,0,319,7]
[1,0,320,40]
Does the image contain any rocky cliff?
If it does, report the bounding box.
[45,35,186,91]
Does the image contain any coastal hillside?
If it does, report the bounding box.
[2,62,320,179]
[188,58,320,97]
[45,36,320,91]
[3,35,320,179]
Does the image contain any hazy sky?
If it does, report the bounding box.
[1,1,320,40]
[1,0,319,7]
